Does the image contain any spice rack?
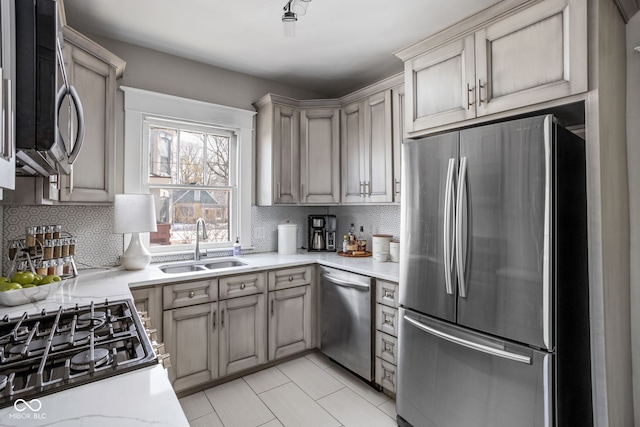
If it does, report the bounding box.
[6,225,78,279]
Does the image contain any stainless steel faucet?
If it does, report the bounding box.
[194,218,208,261]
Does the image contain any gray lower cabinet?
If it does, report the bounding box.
[131,286,163,341]
[268,285,312,360]
[163,302,219,392]
[219,293,266,376]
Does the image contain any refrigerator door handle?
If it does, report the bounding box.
[403,314,532,365]
[455,156,468,298]
[443,158,456,295]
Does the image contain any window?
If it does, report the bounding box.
[147,119,236,249]
[122,87,254,255]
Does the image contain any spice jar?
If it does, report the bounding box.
[62,257,71,275]
[53,239,62,258]
[47,259,56,275]
[36,260,48,276]
[61,238,70,257]
[44,225,54,240]
[68,238,76,256]
[9,240,20,260]
[43,240,54,260]
[53,225,62,239]
[54,258,64,276]
[25,227,36,249]
[35,226,45,246]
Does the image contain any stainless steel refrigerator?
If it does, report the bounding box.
[396,115,592,427]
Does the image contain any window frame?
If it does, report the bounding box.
[121,87,255,255]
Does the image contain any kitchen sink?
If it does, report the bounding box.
[158,258,247,274]
[202,260,246,269]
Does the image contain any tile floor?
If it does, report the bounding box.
[179,352,397,427]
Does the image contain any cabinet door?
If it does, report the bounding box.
[475,0,587,117]
[268,285,312,360]
[392,84,405,203]
[219,294,266,376]
[299,108,340,204]
[131,286,163,341]
[404,34,475,133]
[59,43,117,202]
[272,104,299,204]
[163,302,219,392]
[340,100,365,203]
[363,90,393,203]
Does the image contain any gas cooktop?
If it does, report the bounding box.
[0,299,157,409]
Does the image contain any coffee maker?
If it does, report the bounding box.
[308,215,337,252]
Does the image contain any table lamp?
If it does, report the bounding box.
[114,194,157,270]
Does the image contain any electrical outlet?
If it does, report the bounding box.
[253,227,266,239]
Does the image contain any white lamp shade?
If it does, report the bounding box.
[114,194,158,234]
[114,194,157,270]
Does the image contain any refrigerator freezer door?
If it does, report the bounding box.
[457,115,552,350]
[399,132,459,322]
[396,308,552,427]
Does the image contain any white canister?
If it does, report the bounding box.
[277,223,298,254]
[389,240,400,262]
[372,234,392,261]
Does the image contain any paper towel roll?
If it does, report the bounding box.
[278,223,298,254]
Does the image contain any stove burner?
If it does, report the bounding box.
[72,331,91,345]
[9,334,70,355]
[77,311,107,330]
[69,347,110,371]
[0,375,6,391]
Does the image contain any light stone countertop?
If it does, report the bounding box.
[0,251,399,426]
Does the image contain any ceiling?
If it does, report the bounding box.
[62,0,502,97]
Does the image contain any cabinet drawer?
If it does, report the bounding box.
[163,280,218,310]
[219,272,266,299]
[376,280,399,308]
[268,265,313,291]
[375,331,398,365]
[375,357,397,394]
[376,304,398,337]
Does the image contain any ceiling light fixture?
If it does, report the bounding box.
[282,0,311,37]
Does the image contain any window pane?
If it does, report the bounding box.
[178,130,205,185]
[206,134,230,186]
[149,127,176,179]
[150,188,230,247]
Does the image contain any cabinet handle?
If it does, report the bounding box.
[221,309,225,327]
[477,79,485,106]
[395,179,401,198]
[277,182,281,199]
[271,299,274,317]
[188,291,195,298]
[359,181,365,197]
[366,181,371,197]
[212,310,217,330]
[466,83,474,110]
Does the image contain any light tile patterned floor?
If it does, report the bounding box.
[179,352,397,427]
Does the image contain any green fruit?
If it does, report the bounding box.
[37,275,61,286]
[11,271,36,286]
[22,284,37,288]
[0,282,22,291]
[0,277,8,283]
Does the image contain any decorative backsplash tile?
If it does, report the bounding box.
[0,203,401,272]
[3,205,122,273]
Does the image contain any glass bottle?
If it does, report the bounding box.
[43,240,54,260]
[54,258,64,276]
[25,227,36,249]
[36,260,48,276]
[357,226,367,252]
[68,238,76,256]
[53,225,62,239]
[53,239,62,258]
[35,226,45,246]
[342,235,348,253]
[47,259,56,275]
[44,225,54,240]
[61,238,70,257]
[9,240,20,260]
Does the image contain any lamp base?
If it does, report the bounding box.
[121,232,151,270]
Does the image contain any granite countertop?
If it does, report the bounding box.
[0,251,399,426]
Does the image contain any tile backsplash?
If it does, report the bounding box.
[1,204,401,272]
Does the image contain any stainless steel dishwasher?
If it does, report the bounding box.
[320,266,373,381]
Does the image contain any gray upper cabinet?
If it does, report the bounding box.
[398,0,587,135]
[341,90,393,204]
[254,94,300,205]
[58,27,124,203]
[299,107,340,205]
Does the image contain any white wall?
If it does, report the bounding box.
[626,13,640,426]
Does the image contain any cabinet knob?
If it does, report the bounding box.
[240,283,246,290]
[188,291,195,298]
[288,276,294,282]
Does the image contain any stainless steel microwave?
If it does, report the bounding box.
[14,0,84,177]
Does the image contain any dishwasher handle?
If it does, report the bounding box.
[321,274,370,291]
